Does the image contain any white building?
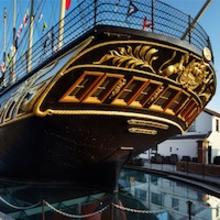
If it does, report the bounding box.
[156,108,220,164]
[140,109,220,164]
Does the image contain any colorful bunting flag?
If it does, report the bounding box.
[0,63,6,73]
[16,23,23,38]
[65,0,71,10]
[6,53,11,65]
[23,12,29,26]
[142,16,153,31]
[127,0,138,16]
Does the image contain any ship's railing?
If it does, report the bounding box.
[1,0,213,92]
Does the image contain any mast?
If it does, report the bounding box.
[181,0,212,40]
[11,0,17,82]
[58,0,66,50]
[3,7,7,64]
[27,0,34,73]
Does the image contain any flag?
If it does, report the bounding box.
[127,0,138,16]
[6,53,12,65]
[23,12,29,26]
[17,23,23,38]
[0,63,6,73]
[142,16,153,31]
[10,45,16,56]
[42,21,48,32]
[65,0,71,10]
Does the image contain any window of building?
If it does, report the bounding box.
[170,147,172,152]
[151,192,163,206]
[135,188,147,201]
[151,175,158,185]
[216,119,219,132]
[216,206,219,217]
[172,198,179,210]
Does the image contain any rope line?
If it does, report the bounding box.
[0,196,41,210]
[44,200,109,219]
[112,202,165,214]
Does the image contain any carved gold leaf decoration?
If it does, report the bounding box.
[94,45,158,73]
[177,59,210,90]
[159,52,213,92]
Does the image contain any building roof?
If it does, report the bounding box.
[204,108,220,118]
[169,133,210,140]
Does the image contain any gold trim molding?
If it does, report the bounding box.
[33,108,184,133]
[128,127,157,135]
[127,119,169,130]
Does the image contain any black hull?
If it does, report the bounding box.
[0,113,179,189]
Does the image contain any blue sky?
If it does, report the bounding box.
[0,0,219,112]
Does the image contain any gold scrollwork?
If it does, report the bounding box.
[94,45,158,73]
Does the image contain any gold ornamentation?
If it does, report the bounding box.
[128,127,157,135]
[110,78,127,98]
[34,109,184,132]
[177,59,210,90]
[159,53,189,77]
[203,47,212,62]
[150,86,164,102]
[127,119,169,130]
[159,53,212,91]
[198,77,215,103]
[94,45,158,73]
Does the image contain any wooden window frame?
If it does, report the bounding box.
[112,77,146,106]
[179,98,198,122]
[150,86,179,113]
[83,73,125,104]
[131,80,162,108]
[59,71,103,103]
[165,89,190,115]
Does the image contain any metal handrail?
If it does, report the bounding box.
[1,0,213,92]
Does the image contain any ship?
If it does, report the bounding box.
[0,0,216,190]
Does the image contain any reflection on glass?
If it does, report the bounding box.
[0,169,219,220]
